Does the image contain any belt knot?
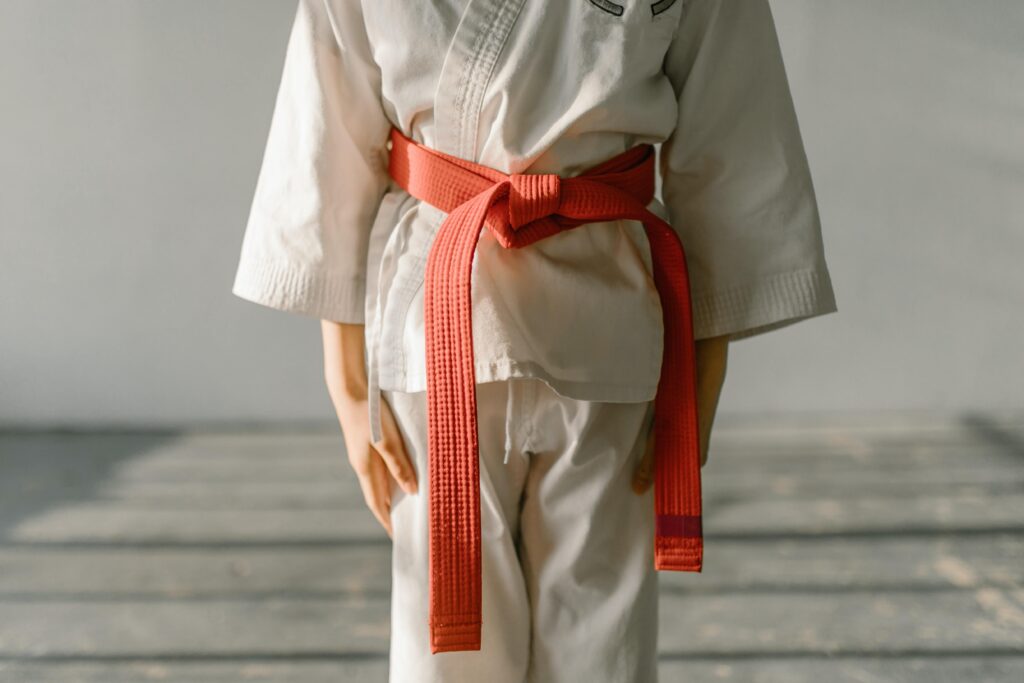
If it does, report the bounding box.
[508,173,561,229]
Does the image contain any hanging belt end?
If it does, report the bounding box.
[429,621,483,654]
[654,542,703,573]
[654,514,703,573]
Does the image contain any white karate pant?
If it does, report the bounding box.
[383,377,660,683]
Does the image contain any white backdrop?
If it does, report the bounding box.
[2,0,1022,426]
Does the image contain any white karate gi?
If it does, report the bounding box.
[230,0,838,679]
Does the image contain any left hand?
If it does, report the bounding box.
[631,333,729,494]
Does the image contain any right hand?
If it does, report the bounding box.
[321,321,418,540]
[631,333,729,494]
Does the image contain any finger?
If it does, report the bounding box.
[374,400,418,495]
[368,456,394,539]
[632,427,656,495]
[699,425,709,468]
[355,471,388,536]
[355,456,393,539]
[699,414,713,468]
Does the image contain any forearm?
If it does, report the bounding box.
[694,333,729,460]
[321,320,368,406]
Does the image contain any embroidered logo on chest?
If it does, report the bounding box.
[587,0,678,17]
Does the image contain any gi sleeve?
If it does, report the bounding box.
[659,0,838,341]
[231,0,391,323]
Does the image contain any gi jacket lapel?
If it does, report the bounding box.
[433,0,527,159]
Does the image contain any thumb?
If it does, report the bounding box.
[632,420,656,495]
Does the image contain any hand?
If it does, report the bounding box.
[321,321,418,540]
[632,333,729,494]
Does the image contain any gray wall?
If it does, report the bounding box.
[1,0,1021,427]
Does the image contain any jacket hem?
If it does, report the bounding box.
[379,358,660,404]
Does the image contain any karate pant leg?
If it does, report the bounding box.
[384,380,532,683]
[383,377,658,683]
[517,378,660,683]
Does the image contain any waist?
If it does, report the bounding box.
[385,126,660,251]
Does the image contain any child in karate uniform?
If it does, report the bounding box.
[232,1,837,681]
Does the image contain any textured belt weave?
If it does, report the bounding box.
[386,125,703,654]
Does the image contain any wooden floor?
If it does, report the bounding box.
[0,412,1022,682]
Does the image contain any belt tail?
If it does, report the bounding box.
[423,189,501,654]
[645,216,704,573]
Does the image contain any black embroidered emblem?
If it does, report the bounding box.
[650,0,678,16]
[588,0,624,16]
[587,0,679,17]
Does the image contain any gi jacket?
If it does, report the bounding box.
[232,0,838,441]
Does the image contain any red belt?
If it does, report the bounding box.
[386,126,703,654]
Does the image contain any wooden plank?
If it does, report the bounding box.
[60,465,1023,497]
[3,506,386,545]
[0,547,392,597]
[2,466,1020,513]
[102,459,353,483]
[705,451,1019,476]
[710,411,1024,438]
[0,591,1020,658]
[0,535,1019,597]
[3,449,1016,491]
[0,598,389,657]
[4,429,1021,468]
[1,658,1022,683]
[0,661,389,683]
[6,448,1017,479]
[3,412,1020,457]
[0,431,341,458]
[659,657,1024,683]
[704,493,1024,536]
[656,590,1024,655]
[660,534,1024,591]
[5,494,1021,545]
